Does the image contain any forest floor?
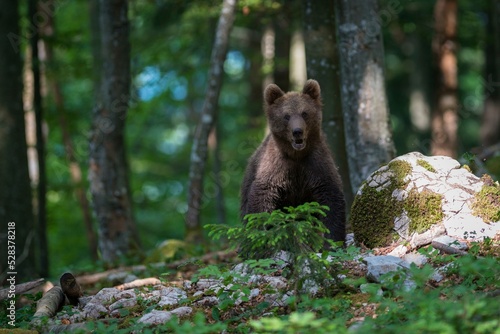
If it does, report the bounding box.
[1,236,499,333]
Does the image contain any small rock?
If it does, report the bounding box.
[182,280,192,290]
[196,278,221,290]
[388,245,408,258]
[431,263,455,282]
[90,287,120,305]
[301,279,320,295]
[193,296,219,307]
[433,235,468,250]
[108,297,137,311]
[158,287,187,307]
[170,306,192,318]
[115,290,136,300]
[138,310,173,325]
[364,255,410,282]
[262,276,287,290]
[345,233,355,246]
[403,252,428,267]
[82,302,108,319]
[409,224,446,248]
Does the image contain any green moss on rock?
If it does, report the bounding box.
[351,160,445,248]
[351,161,411,248]
[471,176,500,223]
[417,159,436,173]
[405,189,443,233]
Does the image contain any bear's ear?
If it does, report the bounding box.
[302,79,321,101]
[264,84,285,105]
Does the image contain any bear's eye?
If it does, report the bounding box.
[284,114,290,121]
[301,111,308,119]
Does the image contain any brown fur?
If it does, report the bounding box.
[241,80,346,242]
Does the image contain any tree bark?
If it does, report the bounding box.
[335,0,396,194]
[89,0,139,263]
[480,0,500,147]
[186,0,237,243]
[0,0,36,280]
[29,0,48,278]
[303,0,354,216]
[431,0,458,158]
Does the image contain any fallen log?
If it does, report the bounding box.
[431,241,469,256]
[0,278,45,300]
[31,286,65,320]
[114,277,162,291]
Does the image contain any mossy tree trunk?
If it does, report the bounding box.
[186,0,237,243]
[303,0,353,216]
[335,0,396,194]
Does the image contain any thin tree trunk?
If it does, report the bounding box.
[336,0,396,193]
[480,0,500,147]
[431,0,458,158]
[40,0,98,262]
[89,0,139,263]
[273,12,291,92]
[303,0,354,217]
[28,0,48,278]
[186,0,237,243]
[0,0,36,280]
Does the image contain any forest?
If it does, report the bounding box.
[1,0,499,332]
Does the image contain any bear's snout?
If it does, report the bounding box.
[293,128,303,138]
[289,118,306,151]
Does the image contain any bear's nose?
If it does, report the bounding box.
[293,128,303,137]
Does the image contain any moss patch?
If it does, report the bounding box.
[471,175,500,223]
[405,189,443,233]
[417,159,436,173]
[351,160,444,248]
[350,161,411,248]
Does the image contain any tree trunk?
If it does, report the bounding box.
[303,0,354,217]
[39,0,98,262]
[0,0,36,280]
[273,11,291,92]
[89,0,139,263]
[335,0,396,194]
[186,0,237,243]
[431,0,458,158]
[480,0,500,148]
[29,0,48,278]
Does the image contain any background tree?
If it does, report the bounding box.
[28,0,49,277]
[303,0,353,213]
[0,0,36,280]
[431,0,458,158]
[186,0,237,243]
[335,0,396,193]
[480,0,500,149]
[89,0,139,263]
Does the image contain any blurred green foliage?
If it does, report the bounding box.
[37,0,498,275]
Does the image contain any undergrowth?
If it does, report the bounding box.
[1,203,499,333]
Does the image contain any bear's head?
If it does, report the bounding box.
[264,79,322,153]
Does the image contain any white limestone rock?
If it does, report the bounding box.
[351,152,500,248]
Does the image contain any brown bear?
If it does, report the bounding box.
[240,79,346,243]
